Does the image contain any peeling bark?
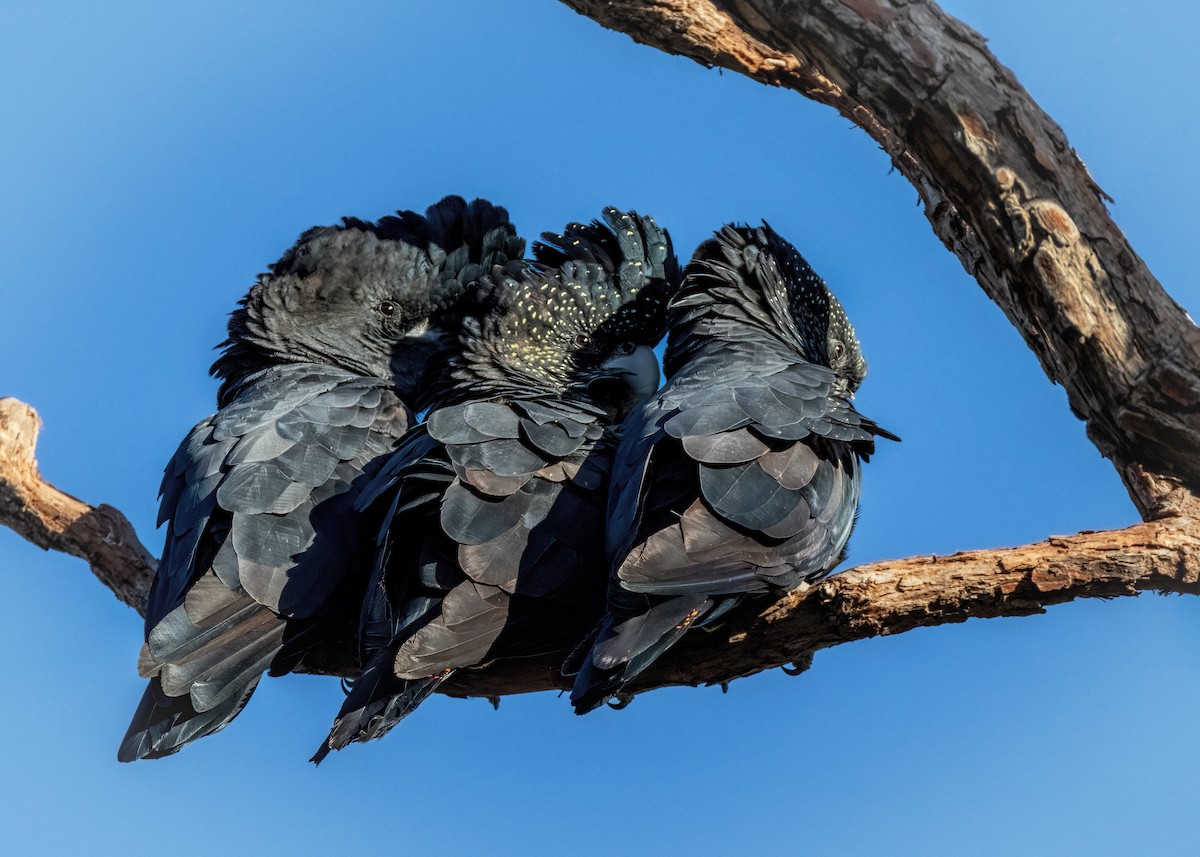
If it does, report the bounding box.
[557,0,1200,521]
[0,398,155,612]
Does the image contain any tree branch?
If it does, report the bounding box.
[4,395,1197,698]
[0,398,154,612]
[443,516,1200,696]
[556,0,1200,521]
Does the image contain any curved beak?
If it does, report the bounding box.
[600,344,661,406]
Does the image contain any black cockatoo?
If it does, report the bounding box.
[569,223,897,713]
[312,207,680,761]
[119,196,525,761]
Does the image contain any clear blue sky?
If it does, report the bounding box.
[2,2,1198,854]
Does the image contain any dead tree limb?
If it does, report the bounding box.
[443,517,1200,696]
[3,1,1200,700]
[4,395,1198,696]
[0,398,154,612]
[557,0,1200,521]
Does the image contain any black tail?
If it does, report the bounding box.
[570,595,716,715]
[311,656,449,764]
[121,573,285,760]
[117,675,257,762]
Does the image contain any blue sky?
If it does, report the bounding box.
[2,2,1198,854]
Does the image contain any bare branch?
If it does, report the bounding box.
[442,516,1200,697]
[557,0,1200,521]
[5,397,1195,698]
[0,398,154,613]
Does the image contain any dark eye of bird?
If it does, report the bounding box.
[574,333,592,348]
[377,300,398,317]
[617,341,636,355]
[831,340,845,361]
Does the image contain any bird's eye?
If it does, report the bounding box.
[574,333,592,348]
[377,300,398,317]
[831,340,845,360]
[617,341,637,355]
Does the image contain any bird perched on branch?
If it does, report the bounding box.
[312,207,680,761]
[569,223,898,714]
[119,195,525,761]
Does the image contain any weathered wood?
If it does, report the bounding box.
[442,517,1200,696]
[5,396,1198,698]
[0,398,154,612]
[557,0,1200,521]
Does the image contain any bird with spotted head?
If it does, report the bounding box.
[569,222,898,714]
[312,206,680,761]
[119,195,524,761]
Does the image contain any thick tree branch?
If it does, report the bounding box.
[557,0,1200,521]
[443,516,1200,697]
[4,396,1197,698]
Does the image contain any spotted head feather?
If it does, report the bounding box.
[424,207,680,415]
[666,222,867,398]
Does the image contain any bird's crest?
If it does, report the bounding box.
[371,195,528,313]
[666,223,867,394]
[427,207,680,407]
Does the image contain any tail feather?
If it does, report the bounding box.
[311,657,449,764]
[570,595,715,715]
[189,634,283,712]
[125,570,285,757]
[155,609,284,712]
[146,592,262,666]
[117,675,258,762]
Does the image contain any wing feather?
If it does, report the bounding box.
[127,365,410,760]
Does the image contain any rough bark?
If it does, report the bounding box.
[0,399,155,612]
[4,395,1198,697]
[3,0,1200,702]
[443,517,1200,697]
[556,0,1200,522]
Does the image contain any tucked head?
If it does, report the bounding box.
[669,223,867,398]
[427,207,680,419]
[760,224,867,396]
[210,196,524,405]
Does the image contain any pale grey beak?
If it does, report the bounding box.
[600,344,661,405]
